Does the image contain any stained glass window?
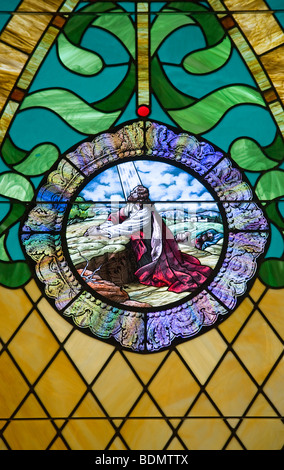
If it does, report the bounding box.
[0,0,283,450]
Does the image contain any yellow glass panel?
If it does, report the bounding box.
[261,45,284,104]
[225,438,244,450]
[0,42,27,108]
[263,357,284,415]
[49,437,68,450]
[180,394,231,449]
[236,418,284,450]
[112,418,123,427]
[18,0,67,11]
[15,393,47,418]
[0,0,65,63]
[108,437,127,450]
[259,288,284,340]
[247,394,278,417]
[0,439,8,450]
[92,352,143,417]
[24,279,42,303]
[225,0,284,54]
[224,0,268,10]
[62,394,115,449]
[170,418,181,428]
[232,14,284,55]
[248,278,266,302]
[53,419,65,428]
[148,351,200,416]
[123,350,167,384]
[8,310,59,383]
[71,392,108,418]
[189,393,220,417]
[35,351,87,417]
[1,15,53,54]
[177,329,227,384]
[37,298,73,342]
[120,418,173,450]
[226,418,240,428]
[119,392,174,449]
[64,330,114,384]
[62,419,115,450]
[218,297,253,343]
[130,392,163,417]
[166,436,185,450]
[233,311,283,384]
[205,352,258,416]
[178,417,231,450]
[0,352,29,417]
[0,285,32,343]
[3,418,56,450]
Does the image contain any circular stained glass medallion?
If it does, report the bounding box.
[21,121,269,352]
[66,159,224,309]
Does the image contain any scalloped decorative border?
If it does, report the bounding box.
[21,121,269,352]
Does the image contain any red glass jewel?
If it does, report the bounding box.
[137,105,150,117]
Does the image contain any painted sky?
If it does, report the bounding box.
[80,160,217,212]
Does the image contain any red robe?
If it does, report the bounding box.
[108,206,212,293]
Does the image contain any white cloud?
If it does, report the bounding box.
[136,161,213,201]
[80,167,124,201]
[80,160,214,203]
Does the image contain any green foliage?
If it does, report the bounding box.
[68,197,94,224]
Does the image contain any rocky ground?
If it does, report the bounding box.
[66,217,223,308]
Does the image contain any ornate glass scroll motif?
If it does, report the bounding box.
[21,121,269,352]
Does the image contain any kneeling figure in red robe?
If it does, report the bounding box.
[85,185,212,293]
